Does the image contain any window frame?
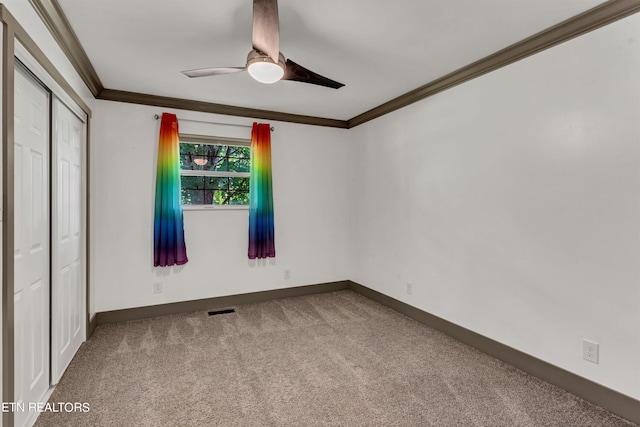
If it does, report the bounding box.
[178,133,251,211]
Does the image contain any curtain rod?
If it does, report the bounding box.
[153,114,274,131]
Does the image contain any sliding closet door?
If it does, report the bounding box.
[51,98,85,384]
[14,65,51,427]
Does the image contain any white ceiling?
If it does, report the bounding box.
[57,0,604,121]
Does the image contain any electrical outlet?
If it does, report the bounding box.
[153,282,163,294]
[406,282,413,295]
[583,340,599,364]
[284,269,291,280]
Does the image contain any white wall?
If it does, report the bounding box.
[91,100,350,313]
[349,15,640,399]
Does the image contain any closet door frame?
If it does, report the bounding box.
[14,40,88,389]
[1,7,92,427]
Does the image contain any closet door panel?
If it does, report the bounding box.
[51,98,85,384]
[14,65,51,427]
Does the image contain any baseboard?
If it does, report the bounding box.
[88,314,97,339]
[347,280,640,426]
[95,281,349,325]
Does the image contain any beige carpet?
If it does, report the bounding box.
[35,290,635,426]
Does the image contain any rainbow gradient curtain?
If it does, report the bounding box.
[248,123,276,259]
[154,113,188,266]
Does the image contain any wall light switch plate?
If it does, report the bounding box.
[153,282,163,294]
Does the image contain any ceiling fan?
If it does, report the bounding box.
[182,0,344,89]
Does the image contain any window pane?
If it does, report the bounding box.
[228,192,250,205]
[180,143,207,170]
[180,140,250,206]
[212,157,229,172]
[182,188,204,205]
[205,177,228,190]
[231,146,250,159]
[180,143,228,172]
[228,158,250,173]
[181,175,204,190]
[229,177,250,192]
[180,176,204,204]
[213,190,250,205]
[180,142,251,173]
[227,147,250,172]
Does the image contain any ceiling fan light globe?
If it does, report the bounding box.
[248,61,284,84]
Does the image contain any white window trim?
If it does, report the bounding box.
[180,170,250,178]
[179,133,251,209]
[180,133,250,147]
[182,204,249,211]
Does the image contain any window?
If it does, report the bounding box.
[179,134,250,207]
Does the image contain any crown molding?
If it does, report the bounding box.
[28,0,103,96]
[29,0,640,128]
[347,0,640,128]
[97,88,349,128]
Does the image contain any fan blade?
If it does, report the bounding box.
[282,59,344,89]
[182,67,247,78]
[252,0,280,64]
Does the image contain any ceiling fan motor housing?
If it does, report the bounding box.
[246,49,287,83]
[247,49,286,69]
